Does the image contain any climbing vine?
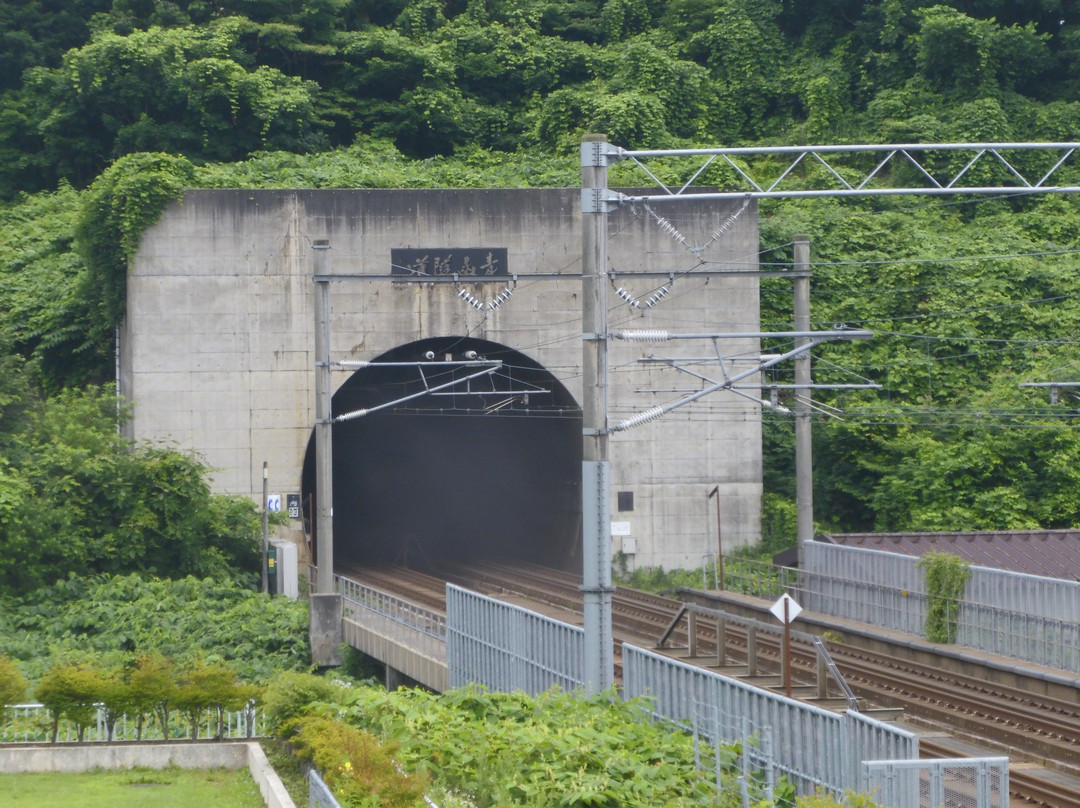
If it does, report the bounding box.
[917,552,971,644]
[74,152,195,347]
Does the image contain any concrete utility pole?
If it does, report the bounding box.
[580,134,614,693]
[793,237,813,565]
[313,240,334,595]
[310,239,342,666]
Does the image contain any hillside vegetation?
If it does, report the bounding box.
[2,0,1080,584]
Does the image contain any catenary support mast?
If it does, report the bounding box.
[794,237,813,564]
[580,135,614,693]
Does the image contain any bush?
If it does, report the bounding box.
[262,670,349,731]
[284,715,427,808]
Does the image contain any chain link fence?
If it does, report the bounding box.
[863,757,1009,808]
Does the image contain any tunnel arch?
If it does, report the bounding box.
[302,337,582,574]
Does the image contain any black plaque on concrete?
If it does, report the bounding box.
[392,248,508,278]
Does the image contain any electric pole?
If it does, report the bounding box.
[581,135,615,693]
[313,240,334,595]
[793,237,813,566]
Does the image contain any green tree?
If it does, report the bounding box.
[0,0,110,91]
[914,6,1052,101]
[0,576,310,685]
[10,19,325,191]
[176,659,255,739]
[0,386,261,596]
[0,655,28,709]
[97,665,135,742]
[36,661,106,742]
[128,653,178,740]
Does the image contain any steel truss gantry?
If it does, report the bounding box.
[579,136,1080,692]
[583,141,1080,209]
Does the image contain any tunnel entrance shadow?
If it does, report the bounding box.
[302,337,582,574]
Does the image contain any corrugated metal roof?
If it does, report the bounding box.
[821,530,1080,581]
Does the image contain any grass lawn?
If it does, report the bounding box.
[0,766,266,807]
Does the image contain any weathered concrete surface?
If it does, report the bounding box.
[0,741,295,808]
[122,189,762,571]
[342,615,448,692]
[309,593,343,666]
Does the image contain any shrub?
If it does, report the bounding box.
[262,670,348,731]
[285,715,427,808]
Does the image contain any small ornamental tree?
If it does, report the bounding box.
[127,653,177,740]
[0,655,28,712]
[97,667,134,742]
[176,659,257,740]
[35,661,105,742]
[918,552,972,644]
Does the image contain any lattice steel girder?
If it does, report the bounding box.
[581,141,1080,203]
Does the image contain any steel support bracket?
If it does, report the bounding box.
[580,140,623,168]
[580,188,623,214]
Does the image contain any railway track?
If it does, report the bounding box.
[338,561,1080,807]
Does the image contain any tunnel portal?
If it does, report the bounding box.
[302,337,583,574]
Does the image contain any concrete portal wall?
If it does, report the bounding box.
[122,189,762,570]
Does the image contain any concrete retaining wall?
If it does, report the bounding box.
[0,741,295,808]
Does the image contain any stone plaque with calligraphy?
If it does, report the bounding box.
[392,248,508,278]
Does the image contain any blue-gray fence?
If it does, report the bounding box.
[446,583,583,693]
[622,644,919,796]
[801,542,1080,673]
[447,585,921,799]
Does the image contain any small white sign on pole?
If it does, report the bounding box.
[770,592,802,624]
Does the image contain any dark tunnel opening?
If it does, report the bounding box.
[301,337,582,574]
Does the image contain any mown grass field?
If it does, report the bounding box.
[0,766,265,807]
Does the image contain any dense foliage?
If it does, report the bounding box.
[0,574,310,683]
[0,384,262,597]
[267,675,788,807]
[2,0,1080,556]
